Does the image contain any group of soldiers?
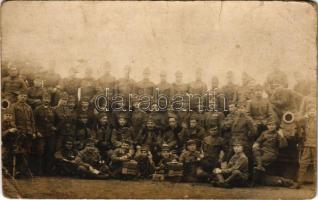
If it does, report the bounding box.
[1,62,316,189]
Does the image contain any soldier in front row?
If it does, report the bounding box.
[213,141,249,188]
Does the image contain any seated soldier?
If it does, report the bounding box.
[252,119,287,185]
[179,140,203,182]
[54,139,78,176]
[197,126,225,182]
[110,139,135,178]
[75,139,110,179]
[179,116,205,149]
[111,113,135,148]
[134,145,155,178]
[95,113,113,162]
[213,141,248,188]
[155,144,178,176]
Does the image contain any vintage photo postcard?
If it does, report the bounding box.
[1,0,317,199]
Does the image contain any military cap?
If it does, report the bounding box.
[118,112,129,119]
[160,71,167,77]
[98,112,108,120]
[208,126,218,131]
[2,107,13,115]
[143,67,150,75]
[167,112,177,119]
[15,89,28,95]
[60,92,69,100]
[161,143,170,151]
[86,138,96,145]
[140,145,149,151]
[175,70,182,77]
[254,84,263,91]
[232,140,244,146]
[80,97,90,103]
[186,139,196,146]
[145,115,155,123]
[68,95,76,102]
[42,92,51,99]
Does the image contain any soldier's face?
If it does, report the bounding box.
[189,120,197,128]
[118,118,127,127]
[255,89,262,97]
[3,114,13,121]
[187,144,197,152]
[161,151,169,159]
[267,123,276,131]
[100,116,108,125]
[43,97,50,105]
[59,99,68,106]
[168,118,177,128]
[233,145,243,153]
[65,143,73,150]
[176,75,182,82]
[34,80,41,87]
[9,68,18,77]
[81,102,89,110]
[209,128,218,136]
[229,104,236,113]
[152,104,158,111]
[18,94,28,102]
[121,143,129,149]
[80,117,88,124]
[146,121,155,130]
[68,100,76,108]
[308,109,316,118]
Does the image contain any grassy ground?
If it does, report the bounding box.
[2,177,316,199]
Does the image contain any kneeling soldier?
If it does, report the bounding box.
[134,145,155,178]
[110,140,136,179]
[179,139,203,182]
[54,139,78,176]
[213,141,248,188]
[252,119,287,185]
[75,139,110,179]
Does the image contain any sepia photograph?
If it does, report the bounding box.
[1,0,317,198]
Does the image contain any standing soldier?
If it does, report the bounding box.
[27,77,47,109]
[11,90,37,176]
[236,71,256,108]
[246,84,275,137]
[76,97,96,129]
[156,70,171,99]
[2,67,27,102]
[131,101,147,138]
[34,93,57,175]
[264,66,288,97]
[61,67,80,97]
[221,71,238,113]
[298,107,316,185]
[221,104,237,160]
[188,68,207,110]
[116,65,135,106]
[98,61,116,98]
[208,76,226,112]
[172,70,188,96]
[80,67,97,99]
[135,67,156,97]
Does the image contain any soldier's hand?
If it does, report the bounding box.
[252,143,259,150]
[8,128,17,133]
[278,129,284,137]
